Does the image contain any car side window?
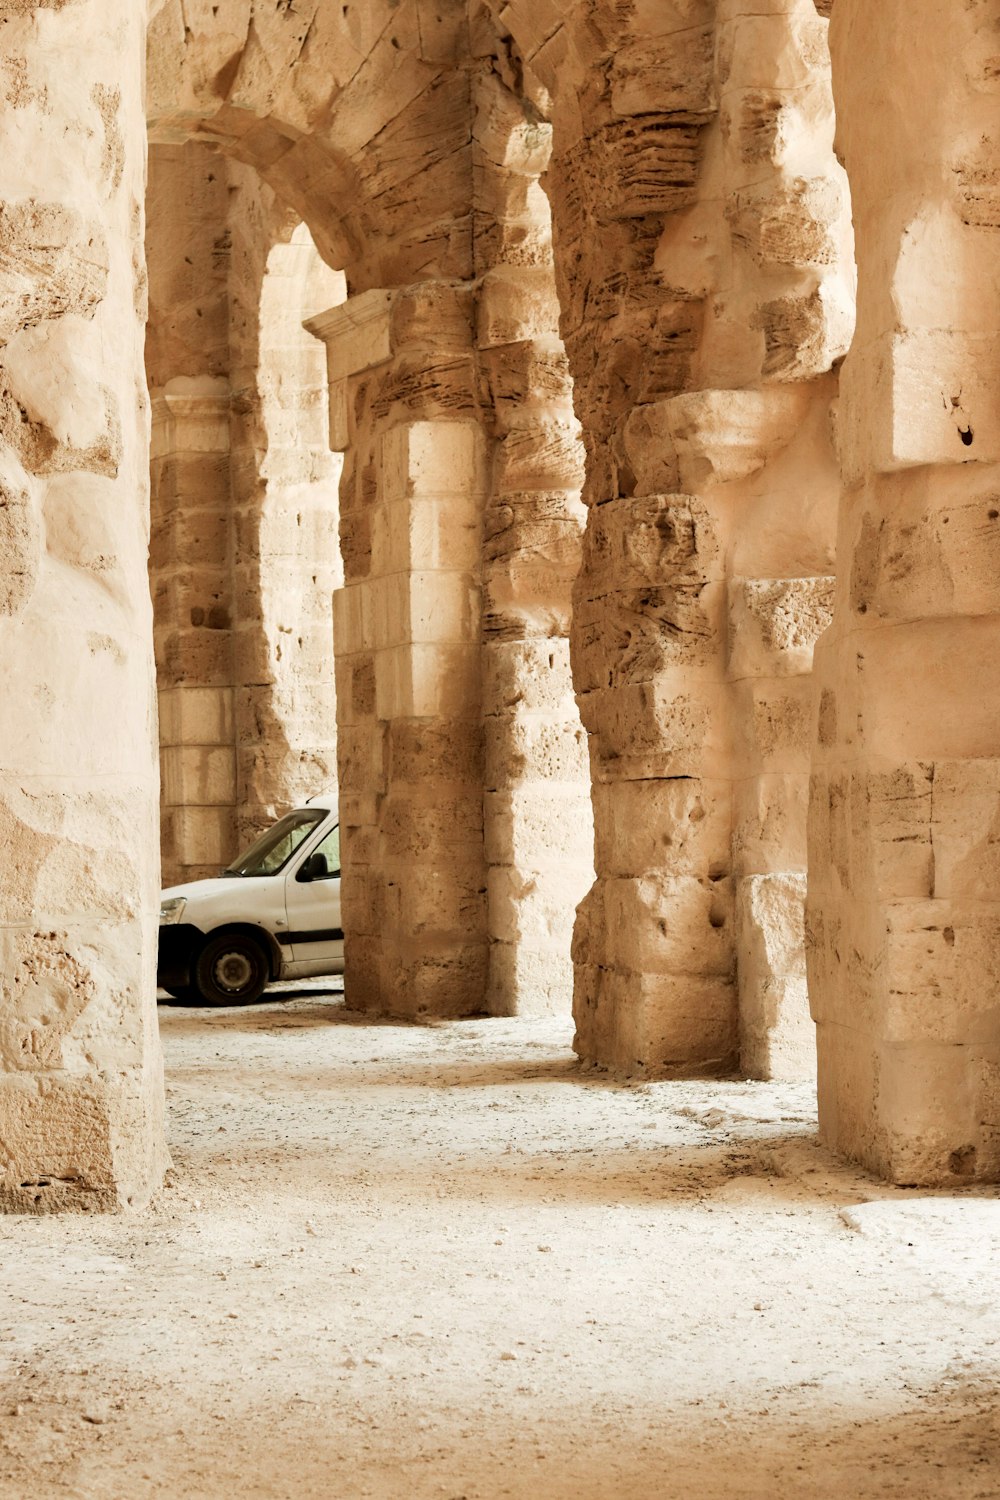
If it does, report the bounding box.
[310,824,341,878]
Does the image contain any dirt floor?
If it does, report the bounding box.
[2,988,1000,1499]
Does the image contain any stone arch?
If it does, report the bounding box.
[146,0,477,288]
[147,140,347,883]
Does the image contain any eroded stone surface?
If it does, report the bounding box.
[0,0,166,1213]
[807,0,1000,1186]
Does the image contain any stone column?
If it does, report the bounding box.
[500,0,851,1076]
[713,0,850,1080]
[147,143,236,885]
[473,72,593,1018]
[151,380,236,883]
[310,288,489,1019]
[808,0,1000,1183]
[0,0,166,1210]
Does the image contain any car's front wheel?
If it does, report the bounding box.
[193,932,270,1006]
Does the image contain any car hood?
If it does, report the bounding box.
[162,875,263,903]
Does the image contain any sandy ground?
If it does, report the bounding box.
[2,988,1000,1500]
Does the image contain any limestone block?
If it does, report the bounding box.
[484,639,578,717]
[472,70,552,174]
[592,777,731,880]
[381,941,489,1019]
[579,494,722,594]
[0,200,108,344]
[582,680,730,782]
[731,678,815,775]
[657,388,811,489]
[588,118,705,221]
[602,874,733,977]
[479,341,576,436]
[486,868,584,950]
[573,580,726,693]
[405,570,481,646]
[816,1025,1000,1187]
[158,686,234,748]
[161,745,237,808]
[379,418,487,503]
[494,423,585,492]
[387,718,483,787]
[150,382,231,457]
[733,772,809,877]
[174,805,234,869]
[850,615,1000,763]
[880,901,1000,1046]
[380,793,483,861]
[389,283,474,354]
[610,28,716,119]
[725,178,845,271]
[736,873,814,1082]
[371,495,481,576]
[486,942,576,1020]
[620,405,681,496]
[477,265,561,348]
[930,760,1000,902]
[484,787,594,869]
[375,642,480,720]
[484,714,589,792]
[849,482,1000,624]
[304,289,395,382]
[385,864,488,939]
[728,576,834,678]
[6,318,117,453]
[840,331,1000,480]
[0,456,39,619]
[574,965,738,1076]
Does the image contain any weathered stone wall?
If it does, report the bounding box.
[0,0,166,1210]
[808,0,1000,1183]
[148,143,235,881]
[489,0,852,1077]
[148,145,343,884]
[473,70,593,1017]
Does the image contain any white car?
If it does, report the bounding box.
[157,792,344,1005]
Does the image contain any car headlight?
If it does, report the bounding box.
[159,897,187,926]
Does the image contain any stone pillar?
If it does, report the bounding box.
[511,0,852,1076]
[151,380,236,883]
[147,143,236,885]
[473,72,593,1017]
[0,0,166,1210]
[808,0,1000,1183]
[310,288,489,1019]
[713,0,850,1080]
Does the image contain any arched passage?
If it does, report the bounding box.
[147,142,345,883]
[146,1,594,1020]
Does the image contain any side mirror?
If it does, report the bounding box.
[298,852,329,883]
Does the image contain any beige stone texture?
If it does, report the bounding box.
[7,0,1000,1207]
[807,0,1000,1185]
[489,0,851,1077]
[0,0,166,1210]
[148,145,343,881]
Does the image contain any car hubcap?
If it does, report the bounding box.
[215,950,254,993]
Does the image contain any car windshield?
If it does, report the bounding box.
[222,809,327,878]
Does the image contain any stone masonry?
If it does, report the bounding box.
[2,0,999,1205]
[0,0,166,1211]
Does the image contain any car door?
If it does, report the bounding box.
[283,819,344,969]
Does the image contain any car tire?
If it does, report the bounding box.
[193,932,270,1006]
